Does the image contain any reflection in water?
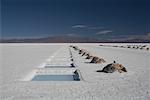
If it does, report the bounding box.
[32,75,80,81]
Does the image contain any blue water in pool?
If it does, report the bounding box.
[44,66,71,68]
[32,75,80,81]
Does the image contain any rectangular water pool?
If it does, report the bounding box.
[31,75,80,81]
[44,63,75,68]
[45,66,73,68]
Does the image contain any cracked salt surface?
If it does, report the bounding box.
[0,43,150,100]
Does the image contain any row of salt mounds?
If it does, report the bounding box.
[99,44,150,51]
[70,45,127,73]
[70,45,106,64]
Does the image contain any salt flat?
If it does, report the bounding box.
[0,43,150,100]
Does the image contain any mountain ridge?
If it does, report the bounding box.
[0,36,150,43]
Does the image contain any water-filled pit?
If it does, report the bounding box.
[30,69,80,81]
[32,74,80,81]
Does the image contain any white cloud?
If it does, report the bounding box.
[66,33,78,36]
[72,25,105,30]
[72,25,87,28]
[96,30,112,35]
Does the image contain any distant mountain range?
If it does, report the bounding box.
[0,36,150,43]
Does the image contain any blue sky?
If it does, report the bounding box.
[1,0,150,39]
